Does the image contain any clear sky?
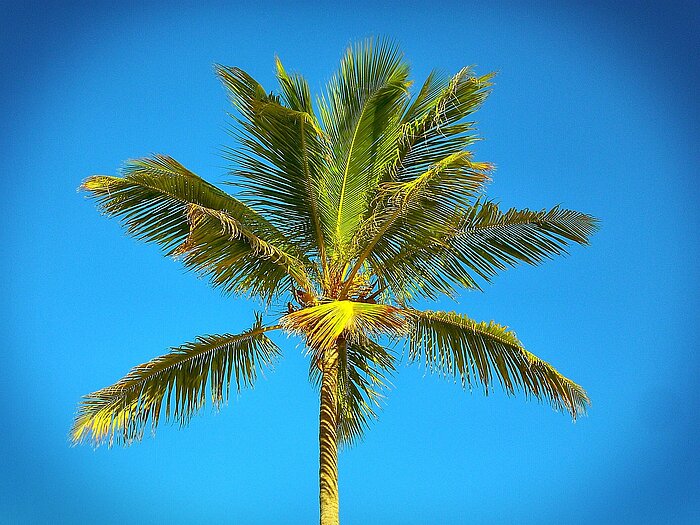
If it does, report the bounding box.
[1,1,698,524]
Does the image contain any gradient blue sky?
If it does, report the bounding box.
[1,1,698,524]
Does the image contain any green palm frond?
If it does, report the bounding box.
[275,56,315,115]
[174,207,308,300]
[380,202,598,301]
[216,65,333,265]
[385,67,494,183]
[343,152,491,294]
[71,315,281,447]
[81,155,314,300]
[449,201,599,279]
[406,309,589,419]
[319,37,411,255]
[401,70,449,124]
[215,64,269,119]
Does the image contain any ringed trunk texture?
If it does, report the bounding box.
[319,342,340,525]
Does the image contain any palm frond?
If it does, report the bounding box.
[216,65,333,264]
[343,152,491,294]
[307,336,396,447]
[449,202,599,280]
[282,300,408,351]
[406,309,589,419]
[319,37,411,255]
[71,316,281,447]
[379,202,599,302]
[337,338,395,446]
[215,64,269,119]
[81,155,315,300]
[275,56,315,115]
[384,67,494,183]
[401,70,449,124]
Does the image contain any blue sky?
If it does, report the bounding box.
[1,1,698,523]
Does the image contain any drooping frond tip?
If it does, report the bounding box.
[79,155,315,302]
[407,309,590,419]
[70,316,280,447]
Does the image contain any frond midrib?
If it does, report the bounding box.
[335,93,372,244]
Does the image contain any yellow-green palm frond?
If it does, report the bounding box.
[282,300,408,351]
[275,56,315,116]
[406,309,589,419]
[319,37,412,255]
[401,70,449,125]
[216,65,333,265]
[71,315,281,447]
[449,202,599,280]
[215,64,270,119]
[177,204,314,298]
[81,155,314,300]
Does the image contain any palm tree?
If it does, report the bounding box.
[72,38,597,525]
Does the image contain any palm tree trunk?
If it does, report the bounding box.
[319,342,340,525]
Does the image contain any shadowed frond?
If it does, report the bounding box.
[71,316,281,447]
[217,65,333,262]
[307,336,396,447]
[81,155,314,300]
[336,337,396,446]
[282,300,408,351]
[406,309,589,419]
[319,37,411,255]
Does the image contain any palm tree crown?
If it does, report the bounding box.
[73,38,597,524]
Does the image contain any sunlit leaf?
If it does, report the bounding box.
[406,309,589,419]
[72,315,280,447]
